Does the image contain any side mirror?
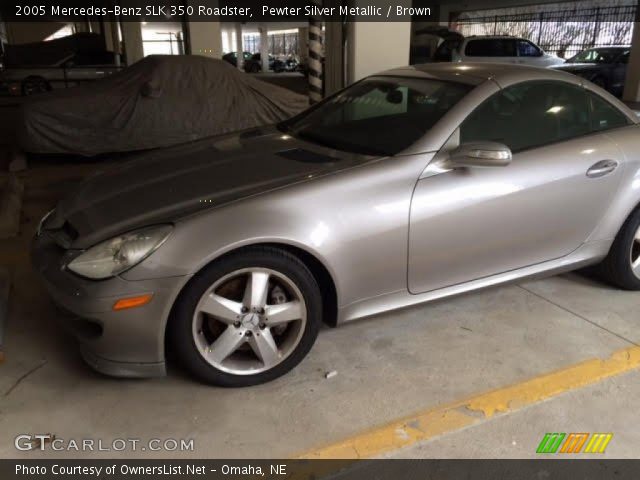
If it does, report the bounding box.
[449,142,512,168]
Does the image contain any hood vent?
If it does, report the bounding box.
[277,148,336,164]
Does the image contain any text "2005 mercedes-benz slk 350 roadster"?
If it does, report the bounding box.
[33,63,640,387]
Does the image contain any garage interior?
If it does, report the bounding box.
[3,0,640,461]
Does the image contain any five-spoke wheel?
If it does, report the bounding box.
[192,268,307,375]
[172,247,321,386]
[630,225,640,278]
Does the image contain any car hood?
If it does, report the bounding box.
[42,127,373,249]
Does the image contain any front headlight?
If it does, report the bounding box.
[66,225,172,280]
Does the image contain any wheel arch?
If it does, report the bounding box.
[21,75,51,95]
[615,197,640,239]
[164,241,339,356]
[262,242,339,327]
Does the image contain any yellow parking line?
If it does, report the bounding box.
[297,345,640,459]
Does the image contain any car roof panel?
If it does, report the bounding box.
[375,62,580,87]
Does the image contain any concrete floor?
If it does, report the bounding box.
[253,72,309,96]
[1,160,640,460]
[388,369,640,459]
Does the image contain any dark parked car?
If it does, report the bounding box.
[282,56,304,73]
[244,53,286,73]
[412,26,463,64]
[0,33,121,96]
[18,55,308,156]
[553,46,630,97]
[221,51,253,68]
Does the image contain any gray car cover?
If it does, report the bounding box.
[18,55,309,156]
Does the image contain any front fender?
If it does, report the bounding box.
[122,153,427,310]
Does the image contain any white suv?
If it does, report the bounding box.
[435,35,565,67]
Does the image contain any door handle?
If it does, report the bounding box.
[586,159,618,178]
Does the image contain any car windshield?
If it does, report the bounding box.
[568,48,624,64]
[279,76,472,156]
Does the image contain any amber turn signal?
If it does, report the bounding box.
[113,294,153,311]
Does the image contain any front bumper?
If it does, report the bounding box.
[32,232,191,378]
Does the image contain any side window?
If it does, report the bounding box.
[517,40,541,57]
[464,39,488,57]
[501,39,517,57]
[434,38,461,62]
[618,51,630,64]
[460,81,591,152]
[589,93,632,132]
[465,39,516,57]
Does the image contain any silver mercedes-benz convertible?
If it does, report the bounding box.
[33,63,640,387]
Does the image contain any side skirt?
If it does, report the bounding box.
[337,240,611,324]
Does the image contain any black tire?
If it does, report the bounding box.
[170,246,322,387]
[21,76,51,96]
[599,207,640,290]
[244,63,259,73]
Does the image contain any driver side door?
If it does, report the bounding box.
[408,80,628,294]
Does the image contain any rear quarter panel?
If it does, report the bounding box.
[587,123,640,242]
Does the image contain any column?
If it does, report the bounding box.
[235,23,244,70]
[121,21,144,65]
[260,24,270,72]
[188,22,223,58]
[623,22,640,102]
[308,8,324,103]
[298,27,309,64]
[346,2,411,83]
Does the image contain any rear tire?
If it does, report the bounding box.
[170,247,322,387]
[599,208,640,290]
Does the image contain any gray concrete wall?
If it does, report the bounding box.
[347,20,411,82]
[5,22,67,44]
[345,0,412,83]
[188,21,223,58]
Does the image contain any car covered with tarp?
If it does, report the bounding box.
[18,55,309,156]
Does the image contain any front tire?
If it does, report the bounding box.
[170,247,321,387]
[599,208,640,290]
[22,76,51,96]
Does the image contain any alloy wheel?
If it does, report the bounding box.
[631,225,640,279]
[192,268,307,375]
